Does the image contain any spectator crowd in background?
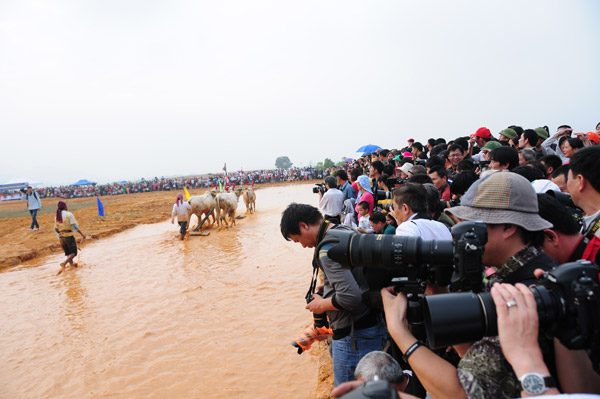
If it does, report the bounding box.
[3,167,327,200]
[286,121,600,399]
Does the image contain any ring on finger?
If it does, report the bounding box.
[506,300,517,308]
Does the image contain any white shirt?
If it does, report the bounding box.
[172,201,192,222]
[319,188,344,217]
[395,214,452,240]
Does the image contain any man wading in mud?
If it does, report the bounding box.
[54,201,86,275]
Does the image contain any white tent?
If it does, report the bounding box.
[0,177,44,192]
[2,177,43,187]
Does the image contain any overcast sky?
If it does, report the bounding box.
[1,0,599,186]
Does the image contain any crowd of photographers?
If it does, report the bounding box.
[285,123,600,399]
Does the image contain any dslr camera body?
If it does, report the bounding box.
[424,260,600,372]
[312,183,327,195]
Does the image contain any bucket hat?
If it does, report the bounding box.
[398,163,414,176]
[356,175,373,194]
[445,171,552,231]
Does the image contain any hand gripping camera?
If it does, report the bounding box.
[291,265,333,354]
[423,260,600,372]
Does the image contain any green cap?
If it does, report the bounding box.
[534,127,549,140]
[499,128,517,140]
[481,141,503,151]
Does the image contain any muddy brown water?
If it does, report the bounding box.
[0,183,322,399]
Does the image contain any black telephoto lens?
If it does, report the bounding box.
[423,286,562,348]
[325,230,454,270]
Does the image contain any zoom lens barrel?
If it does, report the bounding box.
[324,229,454,270]
[423,286,562,348]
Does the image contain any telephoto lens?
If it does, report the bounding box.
[423,261,598,348]
[323,229,454,270]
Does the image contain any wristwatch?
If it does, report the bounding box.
[519,373,557,396]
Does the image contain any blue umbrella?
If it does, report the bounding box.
[356,144,381,153]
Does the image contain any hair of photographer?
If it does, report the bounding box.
[425,156,444,172]
[392,183,451,240]
[369,211,395,235]
[325,176,337,189]
[422,183,455,230]
[382,163,395,177]
[370,161,384,176]
[520,129,539,149]
[456,159,475,173]
[560,137,584,159]
[539,154,563,176]
[450,171,478,198]
[550,164,570,192]
[427,166,451,201]
[354,351,409,390]
[511,165,545,182]
[568,146,600,231]
[537,194,585,265]
[519,149,537,166]
[280,203,323,241]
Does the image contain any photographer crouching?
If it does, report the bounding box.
[318,176,345,224]
[281,203,387,386]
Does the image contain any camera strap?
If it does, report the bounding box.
[306,220,331,299]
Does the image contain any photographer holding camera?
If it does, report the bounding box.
[381,172,557,399]
[281,203,387,387]
[319,176,344,224]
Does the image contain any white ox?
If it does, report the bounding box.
[243,187,256,214]
[188,191,217,229]
[215,190,242,227]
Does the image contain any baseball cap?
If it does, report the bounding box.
[587,132,599,145]
[408,138,414,142]
[475,127,492,139]
[534,127,549,140]
[481,141,503,151]
[402,152,413,158]
[445,171,552,231]
[499,128,517,140]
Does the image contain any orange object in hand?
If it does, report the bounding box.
[291,324,333,354]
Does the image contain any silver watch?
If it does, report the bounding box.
[519,373,556,396]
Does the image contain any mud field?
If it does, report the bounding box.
[0,182,334,398]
